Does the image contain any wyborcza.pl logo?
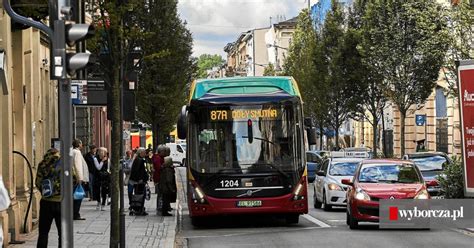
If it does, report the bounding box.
[389,206,464,221]
[380,199,474,229]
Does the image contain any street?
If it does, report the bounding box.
[175,167,474,248]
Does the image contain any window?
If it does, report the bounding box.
[177,145,183,153]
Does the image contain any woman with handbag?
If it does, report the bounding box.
[93,147,110,211]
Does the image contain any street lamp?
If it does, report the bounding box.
[266,42,288,71]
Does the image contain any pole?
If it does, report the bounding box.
[425,114,427,150]
[119,51,126,248]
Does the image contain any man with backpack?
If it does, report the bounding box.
[35,148,63,247]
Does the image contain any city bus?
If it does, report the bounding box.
[177,77,315,226]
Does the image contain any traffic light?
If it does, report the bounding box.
[65,23,95,76]
[52,20,95,79]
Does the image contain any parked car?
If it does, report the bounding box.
[403,152,451,197]
[343,159,429,229]
[166,143,187,166]
[306,151,323,183]
[313,151,368,211]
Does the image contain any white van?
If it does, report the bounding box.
[166,143,186,166]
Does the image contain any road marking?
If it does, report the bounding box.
[326,219,346,222]
[302,214,331,228]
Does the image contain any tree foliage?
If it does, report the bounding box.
[319,0,364,150]
[444,0,474,94]
[196,54,224,78]
[136,0,195,147]
[351,0,386,156]
[362,0,450,156]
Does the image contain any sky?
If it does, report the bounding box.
[177,0,309,59]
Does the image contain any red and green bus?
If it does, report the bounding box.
[177,77,314,226]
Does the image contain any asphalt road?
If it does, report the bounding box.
[175,167,474,248]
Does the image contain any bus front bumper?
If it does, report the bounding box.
[188,193,308,217]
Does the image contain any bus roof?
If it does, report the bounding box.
[189,76,301,100]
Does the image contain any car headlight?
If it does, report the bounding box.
[328,183,343,191]
[354,188,371,201]
[414,189,429,200]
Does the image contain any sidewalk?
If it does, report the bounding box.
[11,182,180,248]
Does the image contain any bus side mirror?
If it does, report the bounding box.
[307,127,317,146]
[177,105,187,140]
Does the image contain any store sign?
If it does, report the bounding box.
[457,60,474,197]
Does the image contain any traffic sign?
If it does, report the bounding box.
[415,115,426,126]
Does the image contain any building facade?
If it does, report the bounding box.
[0,5,57,246]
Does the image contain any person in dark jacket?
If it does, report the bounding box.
[159,157,177,216]
[93,147,110,210]
[129,148,149,215]
[83,144,97,200]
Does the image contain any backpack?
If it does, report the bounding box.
[39,159,61,198]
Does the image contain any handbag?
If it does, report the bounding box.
[145,184,151,201]
[73,184,86,200]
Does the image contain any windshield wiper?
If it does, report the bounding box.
[377,179,399,184]
[359,180,379,183]
[241,163,290,178]
[241,136,275,145]
[421,168,444,172]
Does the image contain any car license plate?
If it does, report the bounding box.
[237,200,262,207]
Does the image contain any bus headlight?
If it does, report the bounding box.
[293,183,304,200]
[191,185,207,204]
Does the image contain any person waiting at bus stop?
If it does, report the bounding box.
[129,148,149,214]
[152,145,166,213]
[159,157,177,216]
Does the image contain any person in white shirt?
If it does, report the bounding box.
[71,139,89,220]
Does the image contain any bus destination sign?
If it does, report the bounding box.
[210,108,279,121]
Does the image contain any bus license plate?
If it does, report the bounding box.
[237,200,262,208]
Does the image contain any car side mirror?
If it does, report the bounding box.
[316,171,326,177]
[341,179,353,186]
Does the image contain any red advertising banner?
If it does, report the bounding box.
[458,60,474,197]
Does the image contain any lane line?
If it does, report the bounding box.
[302,214,331,228]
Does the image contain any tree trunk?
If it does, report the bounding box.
[319,126,324,150]
[152,117,159,152]
[371,115,378,158]
[400,110,406,157]
[110,65,121,247]
[382,108,387,158]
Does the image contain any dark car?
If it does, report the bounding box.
[343,159,429,229]
[306,151,323,183]
[403,152,451,197]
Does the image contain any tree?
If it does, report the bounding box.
[284,9,329,149]
[263,63,276,76]
[444,0,474,94]
[136,0,195,149]
[350,0,387,157]
[320,0,363,150]
[362,0,450,156]
[196,54,224,78]
[87,1,149,246]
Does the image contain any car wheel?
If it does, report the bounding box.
[181,159,186,167]
[346,211,350,225]
[323,191,332,211]
[348,212,359,230]
[285,214,299,224]
[313,191,322,208]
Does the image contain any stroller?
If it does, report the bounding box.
[129,183,147,216]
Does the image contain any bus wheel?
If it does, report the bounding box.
[285,214,299,225]
[191,216,204,227]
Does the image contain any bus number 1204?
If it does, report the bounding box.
[220,180,239,188]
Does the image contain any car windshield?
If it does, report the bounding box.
[410,155,446,171]
[329,162,359,176]
[358,164,421,183]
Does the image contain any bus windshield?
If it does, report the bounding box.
[189,104,302,175]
